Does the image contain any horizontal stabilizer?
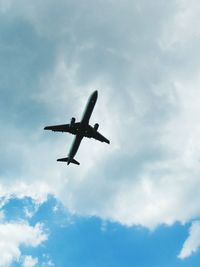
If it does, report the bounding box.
[57,157,80,165]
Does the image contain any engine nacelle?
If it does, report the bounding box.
[70,117,76,127]
[94,123,99,131]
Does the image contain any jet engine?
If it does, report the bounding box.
[94,123,99,131]
[70,117,76,127]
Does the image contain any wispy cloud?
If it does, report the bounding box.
[178,221,200,259]
[22,256,38,267]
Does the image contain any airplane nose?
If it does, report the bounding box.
[93,90,98,98]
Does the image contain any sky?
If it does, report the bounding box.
[0,0,200,266]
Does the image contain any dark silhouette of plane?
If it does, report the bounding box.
[44,90,110,165]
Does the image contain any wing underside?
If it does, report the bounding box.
[86,125,110,144]
[44,123,80,134]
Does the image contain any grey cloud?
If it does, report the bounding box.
[0,14,57,128]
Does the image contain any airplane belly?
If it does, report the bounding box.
[69,135,83,158]
[81,91,98,124]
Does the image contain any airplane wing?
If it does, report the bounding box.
[93,131,110,144]
[87,126,110,144]
[44,123,80,134]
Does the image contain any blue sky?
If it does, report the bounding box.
[4,196,200,267]
[0,0,200,266]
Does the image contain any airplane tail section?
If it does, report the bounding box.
[57,157,80,165]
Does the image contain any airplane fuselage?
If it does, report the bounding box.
[67,91,98,164]
[81,90,98,125]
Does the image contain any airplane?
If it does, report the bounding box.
[44,90,110,165]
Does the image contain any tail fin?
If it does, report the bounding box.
[57,157,80,165]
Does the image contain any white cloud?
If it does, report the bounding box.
[45,260,55,267]
[0,181,50,205]
[159,0,200,49]
[22,256,38,267]
[0,222,47,267]
[41,254,55,267]
[0,211,5,222]
[178,221,200,259]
